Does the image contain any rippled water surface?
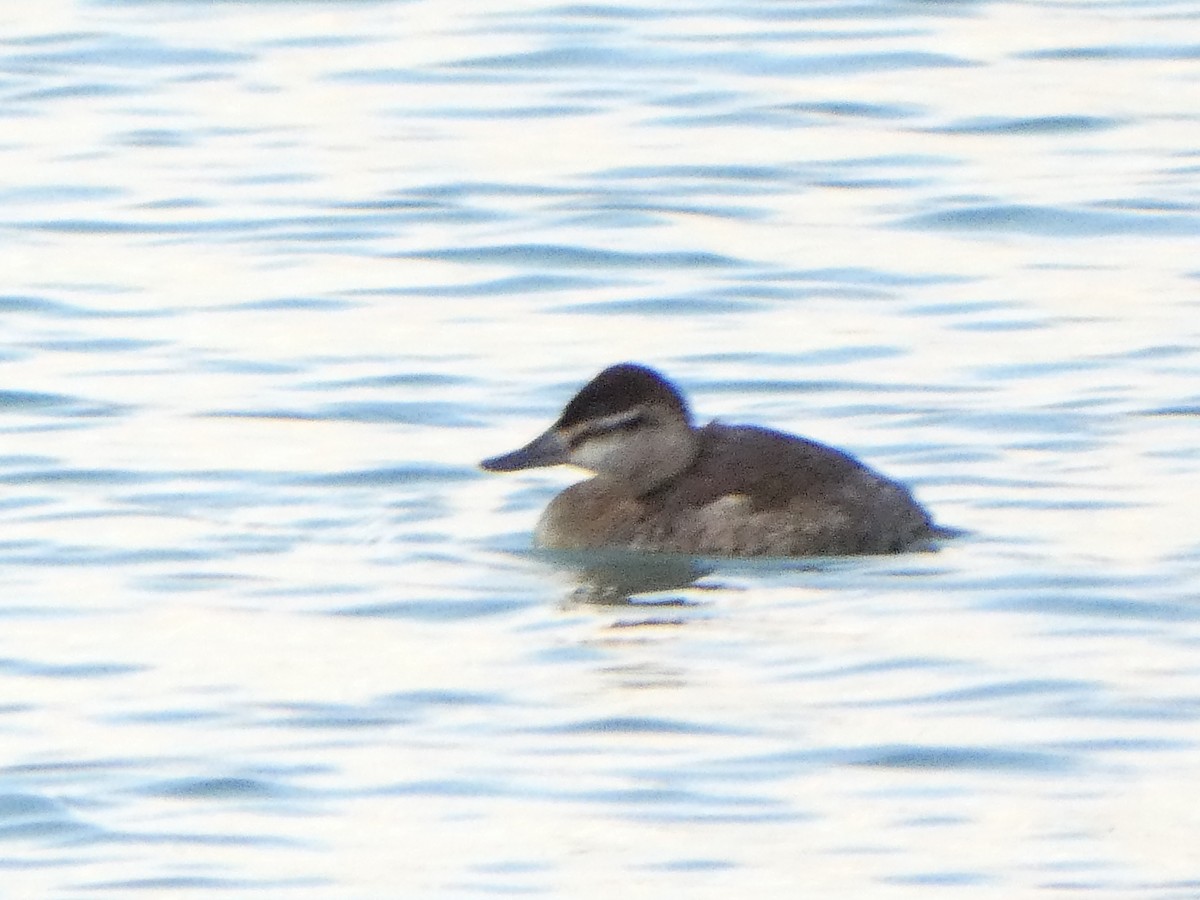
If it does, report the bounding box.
[3,0,1199,896]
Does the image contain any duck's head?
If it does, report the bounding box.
[481,363,700,494]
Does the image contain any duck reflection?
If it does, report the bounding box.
[533,546,713,605]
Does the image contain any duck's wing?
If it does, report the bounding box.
[648,424,936,555]
[656,423,879,510]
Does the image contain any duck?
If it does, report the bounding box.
[481,363,946,558]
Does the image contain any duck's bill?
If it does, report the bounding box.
[480,428,568,472]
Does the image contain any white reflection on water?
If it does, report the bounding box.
[1,0,1199,896]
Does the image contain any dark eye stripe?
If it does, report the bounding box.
[566,413,647,448]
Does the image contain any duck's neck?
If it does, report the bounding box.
[607,422,701,496]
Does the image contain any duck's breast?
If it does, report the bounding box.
[533,477,645,551]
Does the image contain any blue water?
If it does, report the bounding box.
[2,0,1199,896]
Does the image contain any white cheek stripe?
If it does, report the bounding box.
[569,433,623,471]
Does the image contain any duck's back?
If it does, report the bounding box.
[536,423,938,557]
[645,423,936,556]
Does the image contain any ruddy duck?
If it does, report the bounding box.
[482,363,945,557]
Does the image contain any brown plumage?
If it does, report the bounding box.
[482,363,945,558]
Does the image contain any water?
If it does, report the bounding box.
[2,0,1199,895]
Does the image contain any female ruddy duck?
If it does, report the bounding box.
[482,363,945,557]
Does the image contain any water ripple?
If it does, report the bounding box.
[7,34,250,69]
[140,776,289,801]
[0,391,125,418]
[333,597,530,621]
[933,115,1124,135]
[0,658,143,679]
[538,716,747,737]
[1021,43,1200,61]
[899,203,1200,236]
[399,243,745,269]
[846,744,1072,773]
